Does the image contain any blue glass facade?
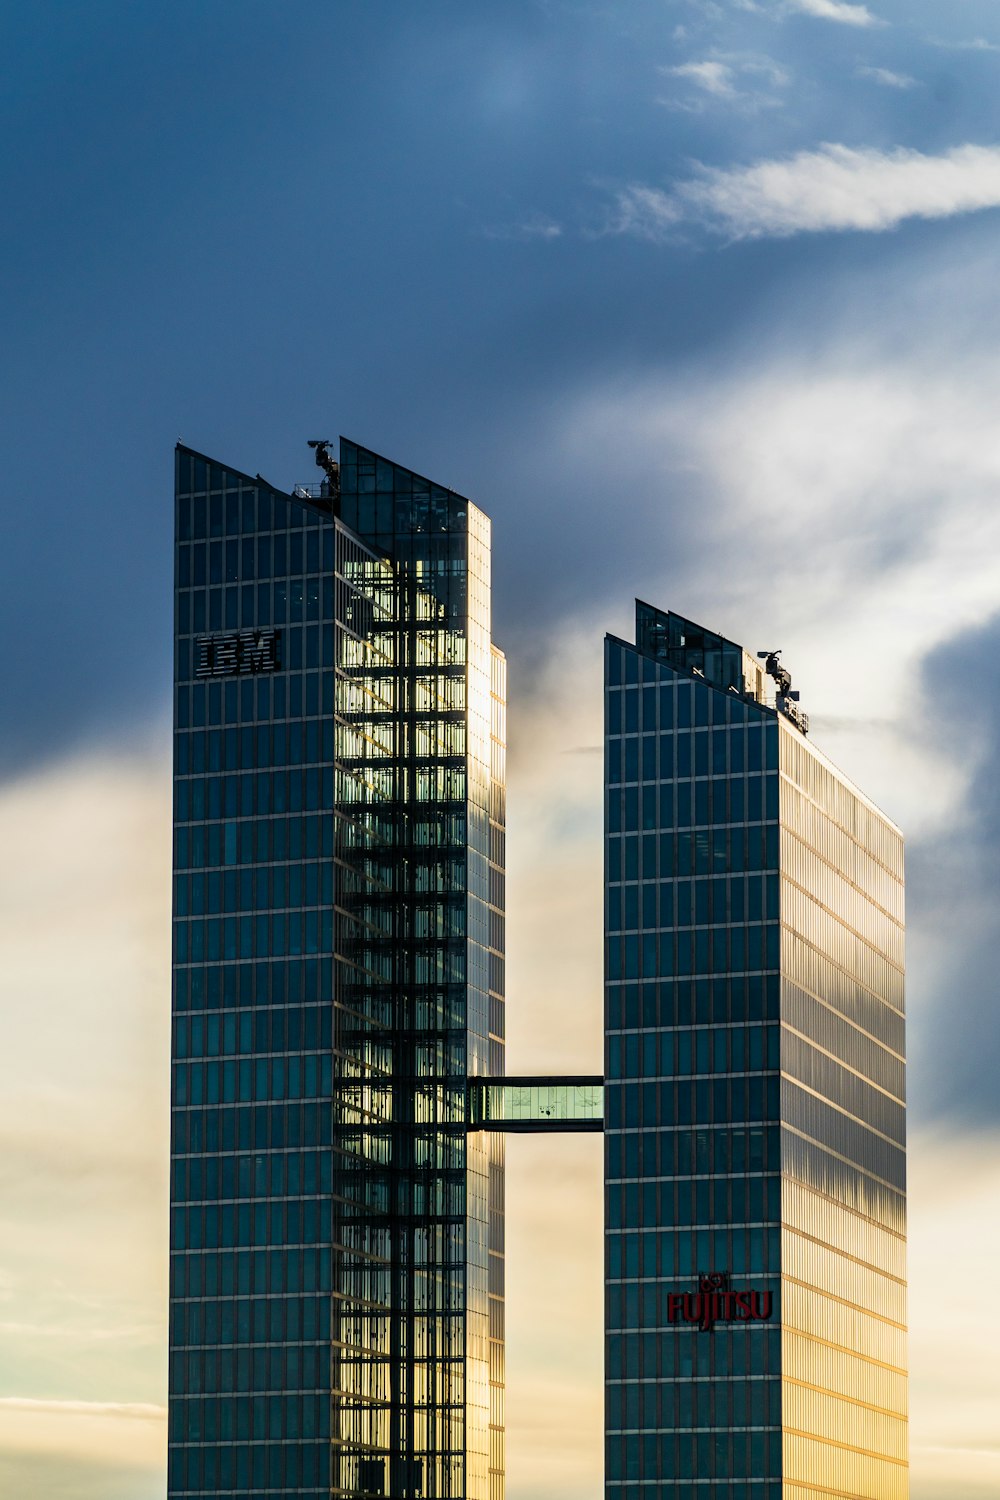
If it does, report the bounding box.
[171,441,505,1500]
[604,603,906,1500]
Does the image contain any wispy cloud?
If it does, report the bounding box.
[609,143,1000,240]
[926,35,1000,54]
[785,0,878,24]
[738,0,879,25]
[0,1398,165,1421]
[482,214,563,242]
[661,53,788,111]
[857,64,917,88]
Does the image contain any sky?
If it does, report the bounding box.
[2,0,1000,1495]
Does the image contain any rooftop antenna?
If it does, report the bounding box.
[757,650,808,734]
[307,439,340,503]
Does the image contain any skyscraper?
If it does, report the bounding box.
[604,602,907,1500]
[170,440,506,1500]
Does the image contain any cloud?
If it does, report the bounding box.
[908,1132,1000,1499]
[738,0,879,23]
[907,613,1000,1127]
[609,143,1000,240]
[857,64,917,88]
[926,35,1000,54]
[0,1398,165,1421]
[785,0,877,24]
[0,750,169,1479]
[482,213,563,241]
[661,53,789,111]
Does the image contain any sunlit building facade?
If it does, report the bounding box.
[170,440,505,1500]
[604,602,907,1500]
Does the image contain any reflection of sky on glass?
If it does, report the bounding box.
[4,1,1000,1495]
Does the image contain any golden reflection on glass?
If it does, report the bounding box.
[779,721,907,1500]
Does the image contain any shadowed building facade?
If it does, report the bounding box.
[170,440,506,1500]
[604,603,907,1500]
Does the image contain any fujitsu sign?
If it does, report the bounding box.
[667,1273,774,1334]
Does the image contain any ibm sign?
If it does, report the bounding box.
[196,630,280,678]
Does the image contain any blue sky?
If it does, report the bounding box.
[3,2,1000,1496]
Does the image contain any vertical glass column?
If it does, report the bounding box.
[339,441,505,1500]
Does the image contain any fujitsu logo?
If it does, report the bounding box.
[196,630,280,678]
[666,1272,773,1333]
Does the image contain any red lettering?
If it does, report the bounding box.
[682,1295,701,1324]
[666,1294,683,1323]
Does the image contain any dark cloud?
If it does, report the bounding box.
[908,611,1000,1128]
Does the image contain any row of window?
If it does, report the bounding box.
[607,977,778,1031]
[606,1125,779,1183]
[178,670,331,728]
[784,1133,906,1237]
[175,814,334,871]
[783,1082,905,1191]
[782,981,904,1097]
[168,1437,330,1492]
[608,1377,780,1432]
[609,823,779,876]
[607,1074,781,1131]
[174,957,331,1011]
[175,863,333,918]
[170,1392,332,1444]
[608,1175,781,1236]
[171,1197,331,1253]
[606,1484,779,1500]
[784,1030,905,1140]
[606,651,778,730]
[607,687,773,747]
[169,1341,332,1397]
[174,910,334,965]
[606,1429,781,1483]
[171,1149,333,1204]
[176,469,320,531]
[606,1174,777,1229]
[608,1025,779,1081]
[173,1005,331,1060]
[609,747,775,800]
[607,925,781,982]
[607,1225,779,1307]
[176,721,343,776]
[173,1295,331,1349]
[171,1246,333,1300]
[177,531,332,587]
[607,875,779,931]
[175,767,334,823]
[171,1102,333,1157]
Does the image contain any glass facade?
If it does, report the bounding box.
[171,440,505,1500]
[604,602,906,1500]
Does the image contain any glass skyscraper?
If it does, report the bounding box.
[171,440,505,1500]
[172,457,908,1500]
[604,603,907,1500]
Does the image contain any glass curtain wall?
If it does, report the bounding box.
[338,441,506,1500]
[171,442,505,1500]
[777,727,907,1500]
[605,611,783,1500]
[172,453,340,1499]
[604,600,906,1500]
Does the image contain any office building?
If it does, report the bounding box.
[171,439,506,1500]
[604,602,907,1500]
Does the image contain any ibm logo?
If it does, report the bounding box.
[196,630,280,678]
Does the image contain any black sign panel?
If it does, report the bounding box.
[196,630,280,678]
